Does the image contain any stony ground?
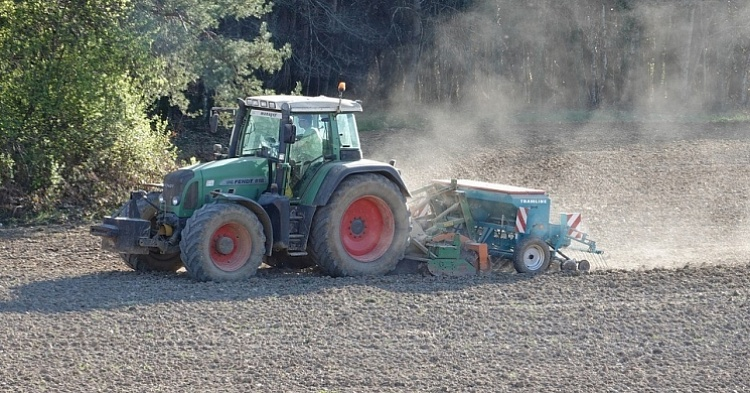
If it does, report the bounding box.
[1,121,749,392]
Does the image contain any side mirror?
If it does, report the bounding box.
[209,113,219,133]
[280,103,296,144]
[283,124,296,144]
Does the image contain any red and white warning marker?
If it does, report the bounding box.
[564,212,584,239]
[515,207,529,233]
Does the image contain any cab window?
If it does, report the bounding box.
[336,113,360,149]
[289,114,332,164]
[288,113,334,196]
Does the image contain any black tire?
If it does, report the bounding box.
[513,236,551,274]
[119,191,183,272]
[180,203,265,282]
[309,173,410,277]
[578,259,591,272]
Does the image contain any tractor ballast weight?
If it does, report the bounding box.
[406,179,603,275]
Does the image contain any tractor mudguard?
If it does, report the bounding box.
[211,192,275,256]
[303,159,411,207]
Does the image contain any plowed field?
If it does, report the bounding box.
[1,121,749,392]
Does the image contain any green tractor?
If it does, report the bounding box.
[91,84,411,281]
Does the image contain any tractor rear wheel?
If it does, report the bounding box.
[309,173,409,276]
[180,203,265,282]
[119,191,183,272]
[513,237,551,274]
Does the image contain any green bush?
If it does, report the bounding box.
[0,1,178,221]
[0,78,177,221]
[54,83,178,219]
[0,153,12,185]
[0,0,288,222]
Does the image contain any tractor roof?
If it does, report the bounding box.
[244,95,363,113]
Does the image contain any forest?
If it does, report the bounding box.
[269,0,750,112]
[1,0,749,219]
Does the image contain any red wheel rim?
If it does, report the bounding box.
[209,222,252,271]
[339,195,395,262]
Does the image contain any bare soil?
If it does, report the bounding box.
[1,121,749,392]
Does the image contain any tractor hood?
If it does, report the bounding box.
[163,156,270,216]
[183,155,263,173]
[190,156,270,190]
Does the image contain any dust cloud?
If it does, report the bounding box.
[363,0,750,271]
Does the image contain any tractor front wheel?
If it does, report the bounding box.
[119,191,182,272]
[513,237,551,274]
[309,174,410,276]
[180,203,265,281]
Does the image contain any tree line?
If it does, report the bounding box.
[266,0,750,112]
[1,0,749,218]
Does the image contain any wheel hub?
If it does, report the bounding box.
[215,236,235,255]
[339,195,396,262]
[208,222,253,273]
[524,246,544,270]
[349,218,365,237]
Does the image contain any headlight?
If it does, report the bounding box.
[171,196,180,206]
[158,194,164,204]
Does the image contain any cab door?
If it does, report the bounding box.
[286,113,333,198]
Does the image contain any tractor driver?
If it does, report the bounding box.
[291,114,323,164]
[286,114,325,195]
[297,115,314,137]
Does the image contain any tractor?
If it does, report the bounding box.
[91,83,411,281]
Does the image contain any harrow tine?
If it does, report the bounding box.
[590,252,608,270]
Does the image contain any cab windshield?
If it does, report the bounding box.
[240,110,281,157]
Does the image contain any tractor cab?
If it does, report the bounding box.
[210,85,363,200]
